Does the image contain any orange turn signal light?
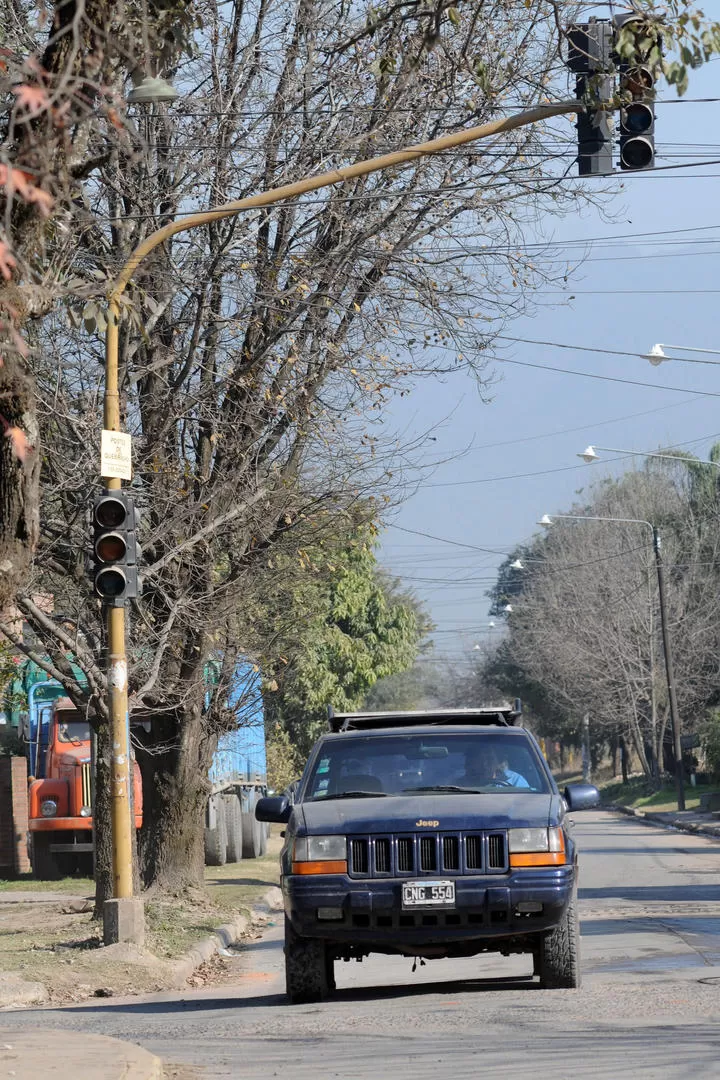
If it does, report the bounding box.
[291,860,348,875]
[509,851,567,867]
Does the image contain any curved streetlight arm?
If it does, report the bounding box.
[101,97,582,902]
[585,445,720,471]
[548,512,654,533]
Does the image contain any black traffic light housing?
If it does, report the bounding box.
[566,18,614,177]
[92,490,138,604]
[614,13,656,170]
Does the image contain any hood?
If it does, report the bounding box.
[295,792,561,834]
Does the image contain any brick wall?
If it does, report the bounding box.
[0,756,30,875]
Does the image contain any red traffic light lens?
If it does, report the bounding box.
[621,66,653,95]
[95,567,127,598]
[95,497,127,529]
[95,533,127,563]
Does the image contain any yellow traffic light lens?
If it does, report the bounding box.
[95,533,127,563]
[95,497,127,529]
[623,102,653,134]
[95,567,127,598]
[622,66,653,95]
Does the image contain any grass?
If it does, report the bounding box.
[0,875,94,893]
[599,775,720,813]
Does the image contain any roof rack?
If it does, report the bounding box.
[326,702,522,734]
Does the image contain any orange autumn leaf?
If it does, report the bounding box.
[0,241,16,281]
[4,425,31,462]
[0,164,53,217]
[12,84,50,116]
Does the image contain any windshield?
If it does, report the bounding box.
[56,718,91,744]
[304,732,551,800]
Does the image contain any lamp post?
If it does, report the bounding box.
[579,445,720,471]
[101,97,583,915]
[539,512,686,811]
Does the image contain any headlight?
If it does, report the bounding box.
[508,827,566,866]
[40,799,58,818]
[80,807,92,817]
[294,835,347,862]
[292,835,348,875]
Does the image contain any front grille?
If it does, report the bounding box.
[350,838,368,874]
[81,762,92,810]
[347,831,508,877]
[443,835,459,871]
[398,838,414,872]
[488,833,506,869]
[375,838,391,873]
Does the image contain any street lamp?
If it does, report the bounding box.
[578,444,720,471]
[643,343,720,366]
[538,512,685,811]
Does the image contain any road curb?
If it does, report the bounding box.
[606,802,720,840]
[170,885,282,987]
[0,1030,163,1079]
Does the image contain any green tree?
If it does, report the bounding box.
[262,528,431,757]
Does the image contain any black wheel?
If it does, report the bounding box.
[537,886,580,989]
[284,916,333,1004]
[223,794,243,863]
[204,797,228,866]
[31,833,61,880]
[242,797,267,858]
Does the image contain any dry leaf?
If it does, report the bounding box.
[4,425,31,462]
[0,241,16,281]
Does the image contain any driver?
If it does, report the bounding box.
[460,744,530,789]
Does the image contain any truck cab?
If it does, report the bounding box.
[27,692,142,878]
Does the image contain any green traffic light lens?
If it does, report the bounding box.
[95,567,127,598]
[620,136,654,169]
[95,497,127,529]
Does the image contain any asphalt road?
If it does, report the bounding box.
[3,810,720,1079]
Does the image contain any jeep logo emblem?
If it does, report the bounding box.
[416,819,439,827]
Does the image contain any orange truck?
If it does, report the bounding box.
[25,682,142,878]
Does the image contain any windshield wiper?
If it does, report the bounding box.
[315,790,389,800]
[402,785,484,794]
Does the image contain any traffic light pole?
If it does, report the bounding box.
[104,304,134,903]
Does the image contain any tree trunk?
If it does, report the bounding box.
[136,707,216,894]
[0,354,39,606]
[620,735,629,783]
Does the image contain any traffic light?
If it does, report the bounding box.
[91,491,138,603]
[566,18,613,177]
[614,13,656,170]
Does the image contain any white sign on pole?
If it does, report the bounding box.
[101,430,132,480]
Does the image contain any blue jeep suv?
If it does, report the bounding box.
[256,706,599,1003]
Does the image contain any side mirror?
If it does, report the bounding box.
[564,782,601,811]
[255,794,291,823]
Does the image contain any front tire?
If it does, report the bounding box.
[31,833,61,880]
[284,916,334,1004]
[537,886,580,989]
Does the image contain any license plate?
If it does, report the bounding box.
[402,880,455,908]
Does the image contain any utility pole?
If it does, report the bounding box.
[582,714,591,783]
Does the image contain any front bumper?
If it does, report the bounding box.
[284,865,575,947]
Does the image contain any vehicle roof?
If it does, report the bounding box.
[316,725,533,743]
[327,706,521,733]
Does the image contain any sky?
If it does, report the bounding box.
[378,7,720,667]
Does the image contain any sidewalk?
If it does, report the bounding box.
[0,1030,162,1079]
[609,802,720,839]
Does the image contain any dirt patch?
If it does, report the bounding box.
[0,835,282,1007]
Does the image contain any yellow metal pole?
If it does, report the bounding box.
[104,298,134,899]
[102,98,581,898]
